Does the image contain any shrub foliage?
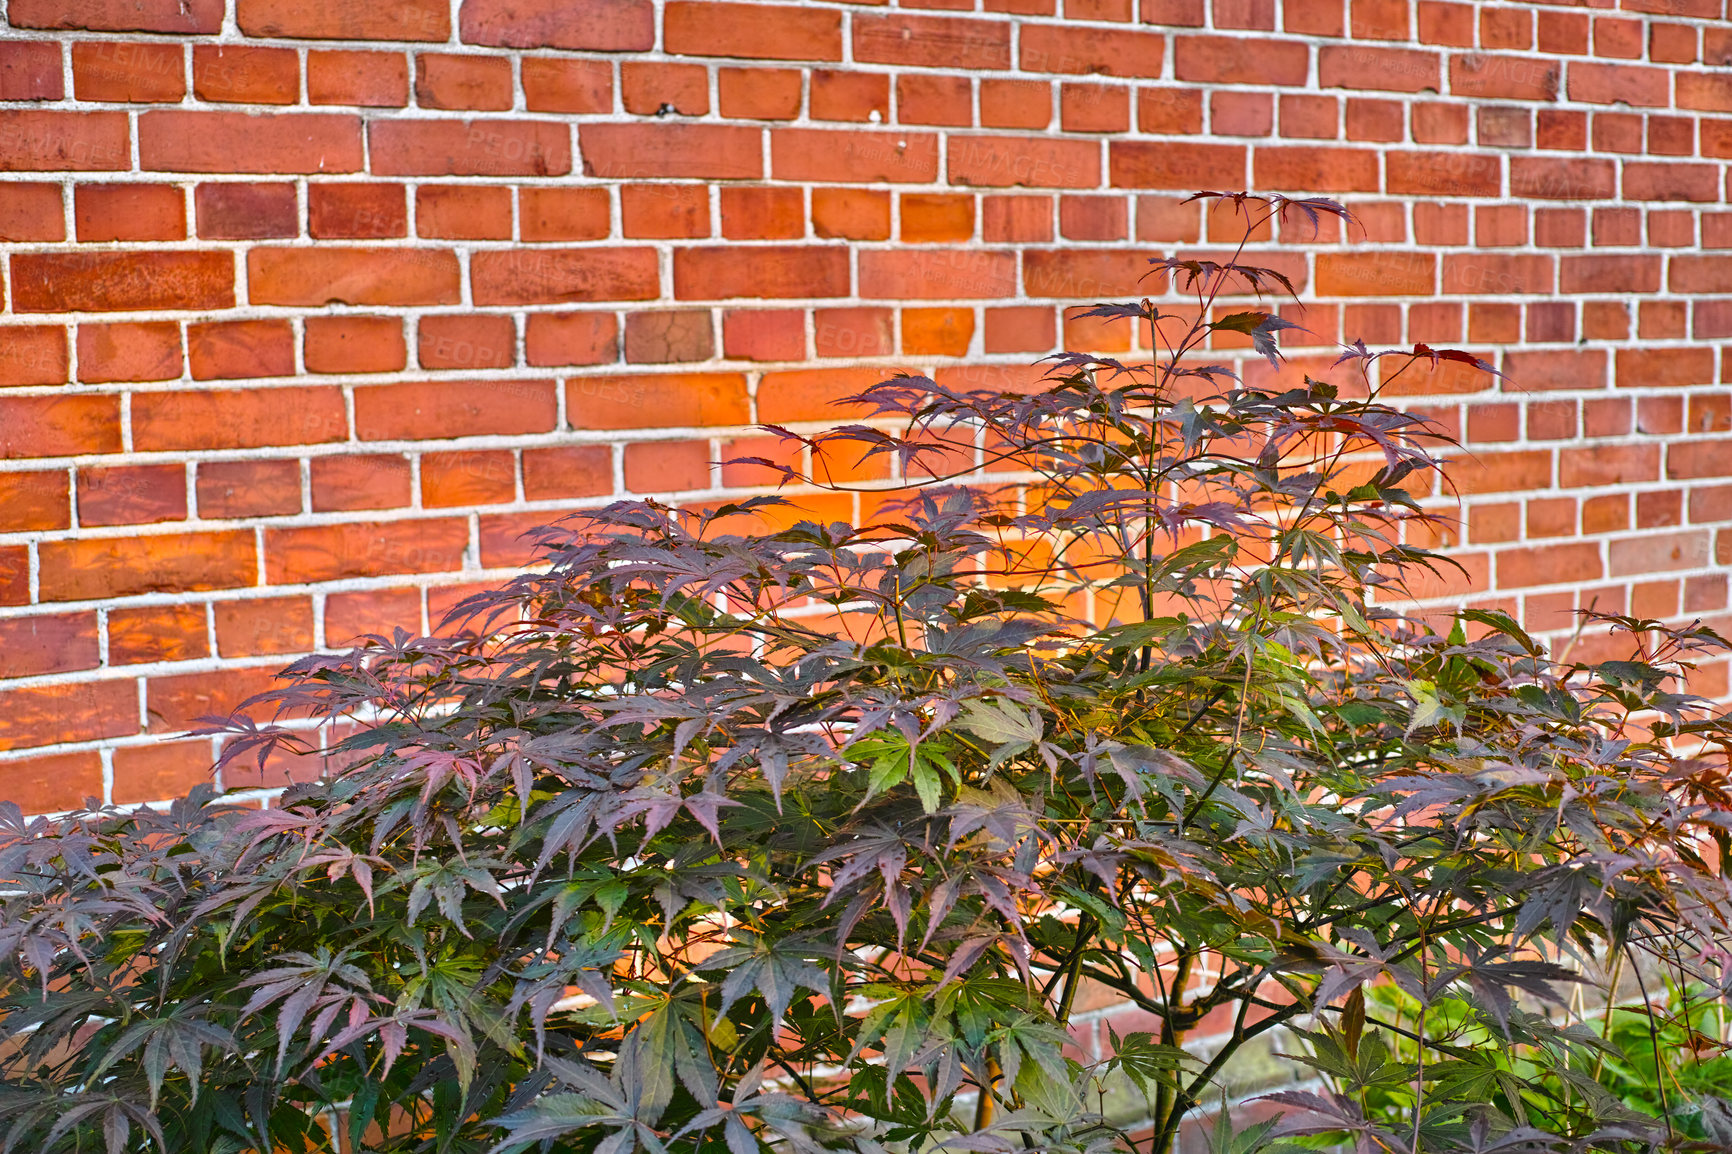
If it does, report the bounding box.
[5,194,1732,1154]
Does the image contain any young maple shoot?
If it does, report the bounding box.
[5,193,1732,1154]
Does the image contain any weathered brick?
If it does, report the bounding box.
[238,0,449,40]
[472,248,660,305]
[566,372,749,430]
[459,0,653,50]
[11,252,234,313]
[582,123,761,181]
[0,681,138,753]
[39,532,257,601]
[249,248,460,307]
[140,111,364,174]
[132,387,348,451]
[371,120,572,177]
[266,519,468,583]
[675,246,848,300]
[353,380,559,440]
[665,2,842,60]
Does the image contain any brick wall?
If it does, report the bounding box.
[0,0,1727,813]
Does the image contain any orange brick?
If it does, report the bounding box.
[417,184,512,239]
[304,315,406,374]
[74,184,185,242]
[188,319,296,381]
[106,603,212,666]
[0,751,104,815]
[523,445,612,501]
[0,613,100,677]
[310,453,411,512]
[419,314,516,370]
[902,307,975,357]
[77,464,187,526]
[40,532,256,601]
[0,681,137,754]
[422,449,516,507]
[521,187,610,242]
[901,193,975,243]
[624,440,710,492]
[266,519,468,583]
[324,587,422,646]
[525,312,619,367]
[196,459,301,519]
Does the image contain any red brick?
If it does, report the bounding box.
[1495,541,1599,589]
[0,751,104,815]
[855,14,1011,69]
[860,249,1016,299]
[1609,530,1711,577]
[0,325,69,387]
[308,50,408,107]
[354,379,558,441]
[267,519,467,583]
[132,387,347,451]
[1316,252,1435,296]
[1500,349,1606,392]
[1477,106,1531,147]
[1442,254,1553,295]
[77,464,186,527]
[214,596,313,658]
[0,41,64,101]
[720,67,803,120]
[984,194,1055,242]
[187,320,294,382]
[982,78,1053,129]
[566,373,749,430]
[0,111,129,172]
[1318,44,1440,92]
[1509,156,1614,200]
[1448,53,1560,101]
[414,52,512,111]
[666,2,842,60]
[323,587,422,645]
[12,252,233,313]
[810,70,890,122]
[1022,249,1149,297]
[900,74,974,126]
[460,0,653,50]
[13,0,221,32]
[625,441,709,493]
[1616,348,1714,390]
[249,247,459,307]
[0,681,138,754]
[723,310,806,361]
[621,61,709,116]
[1174,36,1307,84]
[580,122,760,181]
[1111,141,1245,188]
[310,453,410,511]
[194,182,297,239]
[0,396,122,459]
[523,445,612,501]
[1211,91,1272,136]
[773,128,939,183]
[519,312,612,367]
[72,184,183,243]
[305,316,406,375]
[418,184,513,240]
[1252,146,1377,192]
[1560,444,1658,488]
[196,459,301,519]
[238,0,449,40]
[423,450,517,507]
[72,41,184,102]
[112,741,219,802]
[721,186,806,240]
[621,184,709,239]
[193,45,299,104]
[1062,83,1131,133]
[0,549,27,606]
[814,307,894,358]
[371,119,572,177]
[1561,254,1661,293]
[1386,152,1500,197]
[420,314,516,370]
[309,182,406,239]
[1061,196,1129,241]
[1671,440,1732,480]
[523,58,612,113]
[140,111,363,174]
[1568,61,1668,107]
[675,246,848,300]
[40,531,256,601]
[0,613,100,678]
[625,310,715,363]
[0,470,69,532]
[147,666,281,734]
[813,188,890,240]
[1020,24,1164,77]
[1679,74,1732,114]
[949,134,1101,189]
[76,322,180,385]
[473,248,659,306]
[1623,162,1720,204]
[984,306,1057,353]
[0,183,65,241]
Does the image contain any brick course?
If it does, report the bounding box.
[0,0,1728,810]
